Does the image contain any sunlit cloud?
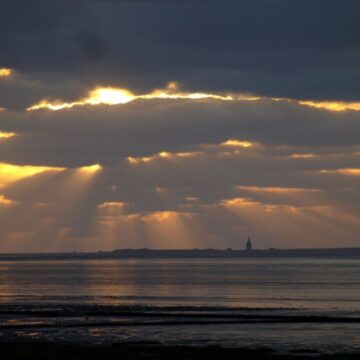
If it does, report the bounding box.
[237,186,321,194]
[140,210,202,248]
[235,186,325,207]
[0,68,13,77]
[25,79,360,114]
[220,197,261,208]
[27,82,233,111]
[220,139,254,148]
[97,201,127,218]
[220,196,293,214]
[288,153,317,159]
[320,168,360,176]
[0,194,17,207]
[299,100,360,112]
[79,164,102,174]
[141,82,233,102]
[127,156,152,164]
[27,88,135,111]
[0,131,16,139]
[127,151,202,165]
[98,201,127,210]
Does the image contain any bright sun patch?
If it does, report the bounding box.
[0,68,13,77]
[0,132,16,139]
[86,88,135,105]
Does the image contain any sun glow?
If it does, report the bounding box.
[0,132,16,139]
[87,88,135,105]
[0,68,13,77]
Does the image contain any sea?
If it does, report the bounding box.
[1,257,360,354]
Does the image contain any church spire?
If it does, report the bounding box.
[246,236,252,251]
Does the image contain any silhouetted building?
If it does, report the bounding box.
[246,236,252,251]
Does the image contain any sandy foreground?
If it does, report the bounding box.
[1,342,360,360]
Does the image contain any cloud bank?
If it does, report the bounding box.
[0,0,359,251]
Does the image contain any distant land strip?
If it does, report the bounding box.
[1,248,360,260]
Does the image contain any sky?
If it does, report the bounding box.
[0,0,359,252]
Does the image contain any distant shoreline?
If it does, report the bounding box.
[1,247,360,261]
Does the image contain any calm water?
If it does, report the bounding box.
[1,258,360,352]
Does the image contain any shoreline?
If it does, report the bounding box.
[2,248,360,261]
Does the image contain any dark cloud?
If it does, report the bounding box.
[1,0,360,100]
[0,99,360,167]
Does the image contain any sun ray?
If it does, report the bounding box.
[0,163,65,188]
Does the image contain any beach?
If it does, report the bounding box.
[2,342,360,360]
[1,258,360,357]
